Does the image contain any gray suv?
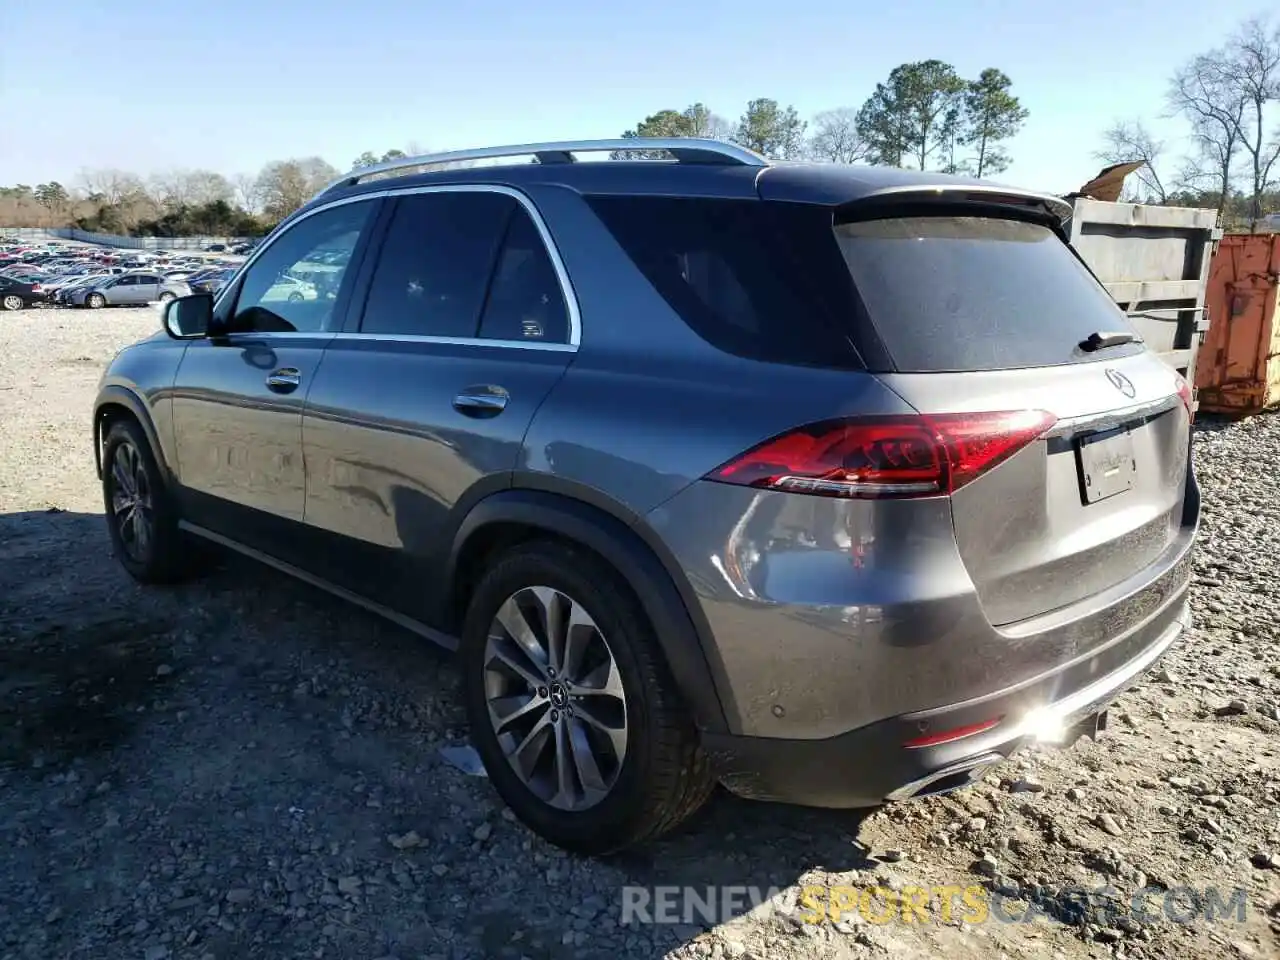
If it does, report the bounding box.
[93,139,1199,854]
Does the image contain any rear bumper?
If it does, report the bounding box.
[702,594,1189,807]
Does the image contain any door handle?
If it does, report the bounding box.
[452,385,509,417]
[266,367,301,393]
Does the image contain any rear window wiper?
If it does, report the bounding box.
[1079,330,1142,352]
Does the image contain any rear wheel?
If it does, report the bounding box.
[1,294,23,311]
[460,540,714,854]
[86,292,106,309]
[101,418,196,584]
[158,291,176,305]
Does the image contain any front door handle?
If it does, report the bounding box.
[453,385,509,417]
[266,367,301,393]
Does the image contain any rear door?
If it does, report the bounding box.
[301,187,577,621]
[133,274,161,303]
[835,213,1192,625]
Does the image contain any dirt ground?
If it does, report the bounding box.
[1,306,1277,960]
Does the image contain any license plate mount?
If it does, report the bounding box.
[1076,427,1137,504]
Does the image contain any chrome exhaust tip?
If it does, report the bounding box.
[884,753,1005,802]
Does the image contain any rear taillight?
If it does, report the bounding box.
[1174,374,1195,423]
[31,284,42,292]
[707,410,1057,499]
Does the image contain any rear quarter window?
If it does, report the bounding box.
[585,196,865,368]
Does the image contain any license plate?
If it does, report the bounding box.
[1077,427,1136,504]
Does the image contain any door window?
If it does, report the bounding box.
[230,200,373,334]
[115,276,137,286]
[477,210,570,344]
[359,191,514,338]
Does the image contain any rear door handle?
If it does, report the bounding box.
[266,367,301,393]
[453,385,509,417]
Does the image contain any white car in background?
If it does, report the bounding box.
[262,274,318,302]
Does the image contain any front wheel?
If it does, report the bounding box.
[101,418,196,584]
[1,294,23,311]
[460,541,714,855]
[158,291,176,305]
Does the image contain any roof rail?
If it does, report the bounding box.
[315,138,770,198]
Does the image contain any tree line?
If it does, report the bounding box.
[618,62,1029,177]
[1095,14,1280,229]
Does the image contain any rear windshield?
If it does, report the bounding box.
[835,216,1138,372]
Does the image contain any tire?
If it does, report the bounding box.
[287,291,304,302]
[460,540,715,855]
[1,294,23,311]
[101,418,196,584]
[86,293,106,309]
[158,291,176,304]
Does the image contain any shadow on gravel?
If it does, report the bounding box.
[0,509,174,773]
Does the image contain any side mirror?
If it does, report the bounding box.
[162,293,215,340]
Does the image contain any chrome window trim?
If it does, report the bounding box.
[215,185,581,349]
[331,333,577,353]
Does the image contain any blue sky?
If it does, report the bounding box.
[0,0,1266,195]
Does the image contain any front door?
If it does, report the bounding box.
[301,188,577,621]
[169,198,379,556]
[108,275,141,304]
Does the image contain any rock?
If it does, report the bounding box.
[1095,928,1125,943]
[1251,852,1278,870]
[1202,817,1224,835]
[225,888,252,905]
[1215,700,1248,717]
[1066,787,1085,802]
[1096,813,1124,837]
[967,817,988,833]
[156,664,174,677]
[143,947,170,960]
[973,853,999,877]
[336,876,361,895]
[388,830,424,850]
[1007,778,1044,794]
[879,849,903,863]
[431,864,448,877]
[473,822,493,842]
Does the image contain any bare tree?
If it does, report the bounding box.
[1169,53,1247,217]
[806,108,869,163]
[77,168,146,206]
[1095,120,1169,202]
[255,157,338,220]
[1221,17,1280,228]
[232,173,261,213]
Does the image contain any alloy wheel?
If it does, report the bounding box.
[1,295,22,311]
[482,586,628,811]
[109,440,154,563]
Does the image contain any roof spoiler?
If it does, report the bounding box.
[836,183,1074,224]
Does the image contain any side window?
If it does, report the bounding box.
[359,191,514,337]
[230,200,373,334]
[116,276,136,286]
[477,209,569,344]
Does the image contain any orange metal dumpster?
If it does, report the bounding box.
[1194,233,1280,416]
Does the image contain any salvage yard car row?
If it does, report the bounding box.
[0,237,247,311]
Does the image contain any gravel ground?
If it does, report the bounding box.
[1,306,1278,960]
